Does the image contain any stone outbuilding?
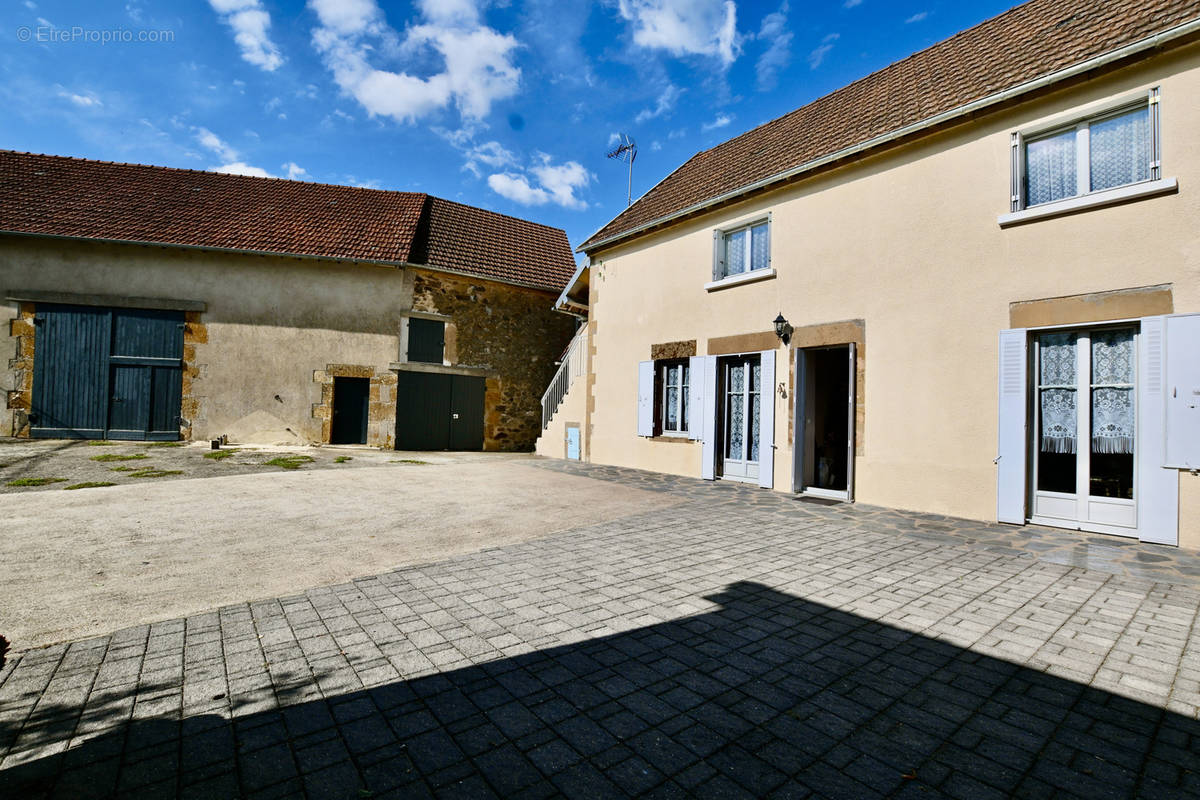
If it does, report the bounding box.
[0,150,577,450]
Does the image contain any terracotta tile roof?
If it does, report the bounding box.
[581,0,1200,251]
[0,150,575,292]
[416,197,576,291]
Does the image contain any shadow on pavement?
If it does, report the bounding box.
[2,581,1197,798]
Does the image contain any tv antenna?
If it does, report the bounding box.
[606,134,637,207]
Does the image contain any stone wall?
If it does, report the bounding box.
[6,302,35,437]
[411,269,575,451]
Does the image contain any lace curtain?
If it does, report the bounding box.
[1090,107,1150,193]
[1026,129,1076,206]
[1091,331,1135,454]
[725,230,746,276]
[1039,333,1076,453]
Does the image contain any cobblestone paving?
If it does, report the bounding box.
[2,461,1199,799]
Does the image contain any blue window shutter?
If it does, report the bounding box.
[996,329,1028,524]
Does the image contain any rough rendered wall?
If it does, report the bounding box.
[412,270,574,451]
[1,299,20,436]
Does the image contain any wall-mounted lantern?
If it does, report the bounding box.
[773,312,793,346]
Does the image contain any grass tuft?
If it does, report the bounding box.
[90,453,149,463]
[87,440,119,446]
[128,468,184,478]
[334,456,352,464]
[7,477,68,487]
[390,459,430,465]
[266,455,315,470]
[204,449,240,461]
[64,481,118,490]
[145,441,185,448]
[110,466,137,472]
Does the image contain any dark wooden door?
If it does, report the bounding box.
[449,375,485,450]
[331,377,370,445]
[32,305,183,440]
[394,371,485,451]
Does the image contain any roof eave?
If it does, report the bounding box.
[579,15,1200,255]
[0,229,571,294]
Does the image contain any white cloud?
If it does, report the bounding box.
[755,3,792,91]
[634,83,683,124]
[58,88,102,108]
[617,0,741,67]
[211,162,272,177]
[905,11,928,23]
[24,0,37,8]
[488,153,592,209]
[488,173,548,206]
[702,113,733,132]
[283,162,309,179]
[843,0,862,7]
[608,131,622,146]
[208,0,284,72]
[808,32,839,69]
[194,127,240,162]
[308,0,520,124]
[436,126,518,177]
[651,140,662,151]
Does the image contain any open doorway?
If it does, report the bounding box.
[330,377,370,445]
[794,344,856,499]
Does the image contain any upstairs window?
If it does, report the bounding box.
[1014,89,1161,211]
[712,216,770,282]
[407,317,445,364]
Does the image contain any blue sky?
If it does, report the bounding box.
[1,0,1016,254]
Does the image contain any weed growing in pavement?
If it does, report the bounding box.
[128,468,184,478]
[266,455,315,470]
[90,453,149,462]
[6,477,67,487]
[110,466,136,472]
[335,456,352,463]
[145,441,185,448]
[87,441,118,446]
[203,450,240,461]
[390,459,430,465]
[64,482,117,490]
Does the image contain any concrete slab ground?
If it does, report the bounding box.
[1,458,678,649]
[2,461,1199,799]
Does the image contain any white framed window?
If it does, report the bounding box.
[711,214,771,285]
[1011,88,1162,213]
[659,359,689,435]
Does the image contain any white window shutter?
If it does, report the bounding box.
[701,356,718,479]
[688,356,705,440]
[1165,314,1200,469]
[758,350,776,489]
[712,231,725,281]
[637,361,654,437]
[1139,316,1178,545]
[996,329,1028,524]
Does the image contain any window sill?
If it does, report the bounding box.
[998,178,1178,227]
[705,268,776,292]
[651,433,694,443]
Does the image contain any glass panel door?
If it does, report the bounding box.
[1032,327,1136,533]
[720,356,760,481]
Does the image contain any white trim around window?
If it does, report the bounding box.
[1002,87,1168,225]
[711,212,771,285]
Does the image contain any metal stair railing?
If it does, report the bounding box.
[540,327,587,430]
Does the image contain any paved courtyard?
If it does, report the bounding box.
[2,461,1200,799]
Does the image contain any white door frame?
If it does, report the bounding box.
[792,343,856,501]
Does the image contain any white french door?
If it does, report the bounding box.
[720,355,761,481]
[1031,326,1137,534]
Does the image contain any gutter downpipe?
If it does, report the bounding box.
[579,17,1200,254]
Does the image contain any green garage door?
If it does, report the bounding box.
[31,304,184,441]
[395,371,485,451]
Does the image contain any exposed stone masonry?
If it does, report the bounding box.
[412,269,574,451]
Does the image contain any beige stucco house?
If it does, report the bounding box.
[1,152,577,451]
[539,0,1200,549]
